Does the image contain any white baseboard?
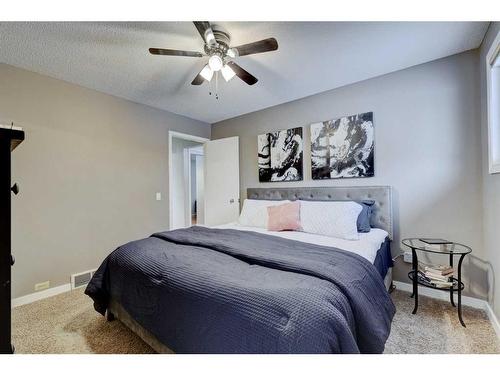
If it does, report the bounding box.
[11,283,72,308]
[393,281,500,339]
[393,281,485,309]
[485,302,500,339]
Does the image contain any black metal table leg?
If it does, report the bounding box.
[458,254,466,327]
[412,248,418,314]
[449,253,455,307]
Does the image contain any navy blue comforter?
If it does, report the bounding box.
[85,226,395,353]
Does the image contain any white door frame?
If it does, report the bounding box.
[168,131,209,229]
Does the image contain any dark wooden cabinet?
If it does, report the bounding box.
[0,127,24,354]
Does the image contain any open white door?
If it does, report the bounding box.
[203,137,240,226]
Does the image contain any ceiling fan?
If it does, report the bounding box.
[149,21,278,87]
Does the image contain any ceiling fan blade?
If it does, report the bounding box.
[232,38,278,57]
[191,73,205,85]
[193,21,217,46]
[191,64,213,85]
[149,48,203,57]
[227,62,258,85]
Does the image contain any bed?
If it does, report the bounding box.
[85,186,395,354]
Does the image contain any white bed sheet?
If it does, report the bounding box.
[213,223,389,264]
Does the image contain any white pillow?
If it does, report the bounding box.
[300,200,362,240]
[238,199,290,228]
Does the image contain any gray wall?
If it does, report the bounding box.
[0,63,210,298]
[480,22,500,320]
[212,50,486,299]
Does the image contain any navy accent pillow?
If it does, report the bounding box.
[357,200,375,233]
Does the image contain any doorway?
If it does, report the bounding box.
[188,146,204,226]
[168,131,209,230]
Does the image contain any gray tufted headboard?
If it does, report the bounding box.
[247,186,393,240]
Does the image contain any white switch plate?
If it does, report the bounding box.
[155,192,162,201]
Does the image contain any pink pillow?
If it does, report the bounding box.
[267,201,301,232]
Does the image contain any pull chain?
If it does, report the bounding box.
[215,72,219,100]
[207,72,220,100]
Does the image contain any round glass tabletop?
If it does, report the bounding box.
[402,238,472,255]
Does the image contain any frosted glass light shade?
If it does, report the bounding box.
[200,65,214,82]
[221,64,236,81]
[208,55,223,71]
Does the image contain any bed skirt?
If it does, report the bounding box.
[108,298,174,354]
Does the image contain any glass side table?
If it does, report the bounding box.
[402,238,472,327]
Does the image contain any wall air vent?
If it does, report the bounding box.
[71,269,96,289]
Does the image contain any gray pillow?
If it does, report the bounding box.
[357,200,375,233]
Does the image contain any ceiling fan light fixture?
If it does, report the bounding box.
[200,64,214,82]
[150,22,279,88]
[208,55,223,71]
[221,64,236,82]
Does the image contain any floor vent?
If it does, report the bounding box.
[71,269,96,290]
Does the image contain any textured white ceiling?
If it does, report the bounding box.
[0,22,489,123]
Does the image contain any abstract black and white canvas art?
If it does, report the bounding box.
[311,112,374,179]
[258,127,303,182]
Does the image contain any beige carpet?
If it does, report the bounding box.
[384,290,500,354]
[11,288,500,354]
